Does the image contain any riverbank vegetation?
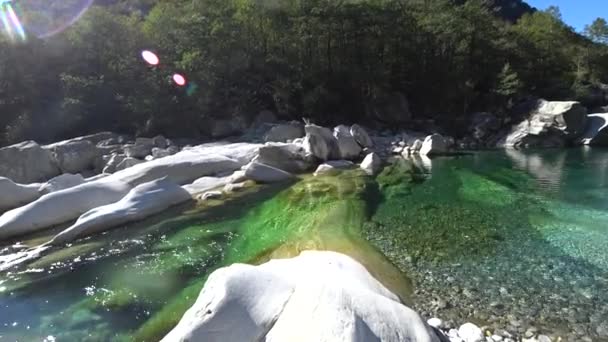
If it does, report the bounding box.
[1,0,607,145]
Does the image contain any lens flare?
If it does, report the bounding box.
[20,0,94,39]
[141,50,159,66]
[173,74,187,87]
[0,1,26,42]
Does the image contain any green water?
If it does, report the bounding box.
[1,148,608,341]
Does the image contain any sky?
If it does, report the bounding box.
[526,0,608,32]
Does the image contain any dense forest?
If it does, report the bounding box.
[0,0,607,145]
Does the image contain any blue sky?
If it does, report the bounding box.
[526,0,607,32]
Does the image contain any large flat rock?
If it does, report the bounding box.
[163,251,440,342]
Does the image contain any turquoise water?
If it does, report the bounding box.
[1,148,608,341]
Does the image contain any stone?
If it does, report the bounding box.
[360,153,383,175]
[313,160,354,176]
[0,179,132,240]
[303,124,340,161]
[427,318,444,329]
[392,146,404,154]
[102,154,126,174]
[401,147,411,157]
[497,100,588,148]
[39,174,86,195]
[411,139,423,153]
[0,177,41,213]
[228,170,247,184]
[537,335,551,342]
[44,140,100,174]
[182,176,231,197]
[200,191,223,201]
[49,178,191,244]
[223,182,248,193]
[115,157,145,171]
[491,335,503,342]
[152,135,169,149]
[334,125,362,160]
[251,110,278,127]
[124,142,153,159]
[350,124,374,148]
[254,143,313,173]
[162,251,441,342]
[0,141,60,183]
[458,323,484,342]
[264,123,305,143]
[420,134,448,156]
[580,113,608,146]
[244,162,294,183]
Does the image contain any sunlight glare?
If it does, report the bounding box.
[141,50,159,66]
[173,73,187,86]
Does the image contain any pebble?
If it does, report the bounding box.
[458,323,485,342]
[428,317,443,329]
[491,335,503,341]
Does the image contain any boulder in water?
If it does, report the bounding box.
[580,113,608,146]
[497,100,588,148]
[420,134,448,156]
[0,177,41,213]
[162,251,440,342]
[360,153,383,175]
[0,141,60,183]
[314,160,355,176]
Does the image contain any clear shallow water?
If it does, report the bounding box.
[1,148,608,341]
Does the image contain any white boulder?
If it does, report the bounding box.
[304,124,340,161]
[49,178,191,244]
[44,140,99,174]
[411,139,423,153]
[244,162,294,183]
[360,153,383,175]
[0,141,60,183]
[350,124,374,148]
[162,251,440,342]
[199,191,223,201]
[39,174,86,194]
[0,177,41,212]
[580,113,608,146]
[182,176,230,196]
[458,323,484,342]
[254,143,313,173]
[420,134,448,156]
[0,179,132,240]
[334,125,362,160]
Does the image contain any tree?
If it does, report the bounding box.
[585,18,608,44]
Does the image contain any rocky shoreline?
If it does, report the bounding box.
[1,98,607,341]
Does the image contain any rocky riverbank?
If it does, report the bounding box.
[1,98,608,341]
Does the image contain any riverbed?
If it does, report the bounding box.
[1,148,607,341]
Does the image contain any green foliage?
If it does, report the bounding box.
[1,0,607,145]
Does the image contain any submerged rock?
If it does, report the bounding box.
[162,251,440,342]
[360,153,383,175]
[49,178,191,244]
[0,177,41,212]
[244,162,294,183]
